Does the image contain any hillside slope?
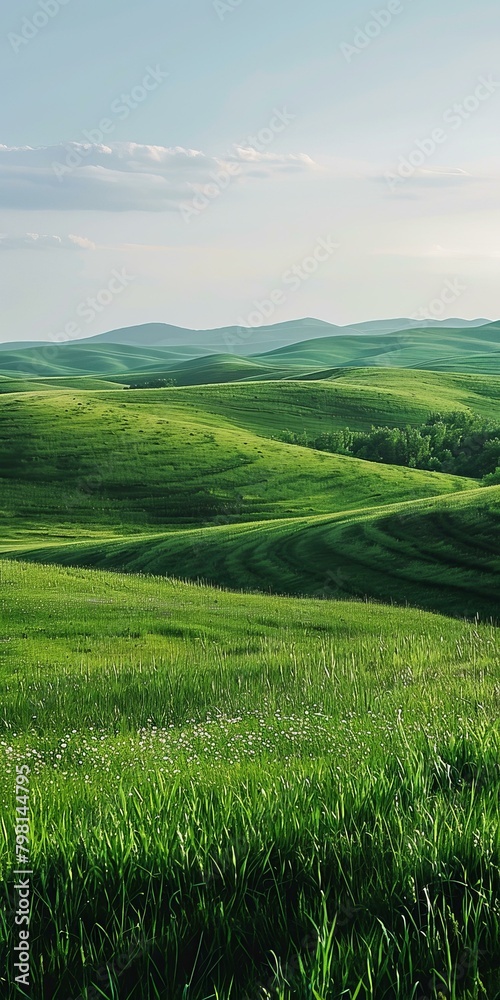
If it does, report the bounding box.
[0,389,474,535]
[151,369,500,436]
[1,320,499,379]
[0,342,194,378]
[2,375,499,618]
[12,486,499,619]
[0,316,490,353]
[257,322,500,374]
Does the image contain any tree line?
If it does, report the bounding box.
[276,412,500,483]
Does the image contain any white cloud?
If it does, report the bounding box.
[374,166,475,190]
[0,141,317,212]
[424,168,471,177]
[67,234,96,249]
[0,232,96,250]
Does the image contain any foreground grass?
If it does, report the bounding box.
[0,560,499,998]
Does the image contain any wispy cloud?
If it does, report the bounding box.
[0,141,317,212]
[0,232,96,250]
[374,166,474,190]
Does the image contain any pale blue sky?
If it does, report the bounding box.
[1,0,499,341]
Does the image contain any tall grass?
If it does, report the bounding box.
[0,561,499,997]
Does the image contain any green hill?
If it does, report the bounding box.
[154,369,500,436]
[1,316,490,354]
[0,342,188,378]
[1,353,500,997]
[256,322,500,374]
[10,486,499,620]
[0,374,127,393]
[0,387,473,539]
[2,320,500,382]
[2,371,500,619]
[126,352,285,386]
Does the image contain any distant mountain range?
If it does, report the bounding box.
[1,317,499,381]
[0,316,492,355]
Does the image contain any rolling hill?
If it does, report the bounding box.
[0,342,193,378]
[0,385,475,539]
[2,372,500,618]
[0,315,491,356]
[1,360,499,619]
[145,369,500,435]
[7,485,499,620]
[255,321,500,373]
[1,318,498,382]
[1,326,499,995]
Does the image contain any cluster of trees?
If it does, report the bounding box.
[126,377,177,389]
[277,412,500,483]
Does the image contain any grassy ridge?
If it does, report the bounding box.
[0,389,474,536]
[0,342,193,378]
[2,377,497,619]
[256,323,500,373]
[0,559,499,998]
[155,369,500,435]
[10,486,500,620]
[1,362,500,998]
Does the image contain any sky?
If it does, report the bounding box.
[1,0,499,342]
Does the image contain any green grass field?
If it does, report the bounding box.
[0,384,476,539]
[0,376,496,619]
[150,370,500,434]
[12,485,499,620]
[0,559,499,998]
[1,361,499,997]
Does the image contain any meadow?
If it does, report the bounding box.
[0,357,499,997]
[1,375,499,618]
[0,560,499,998]
[14,485,499,620]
